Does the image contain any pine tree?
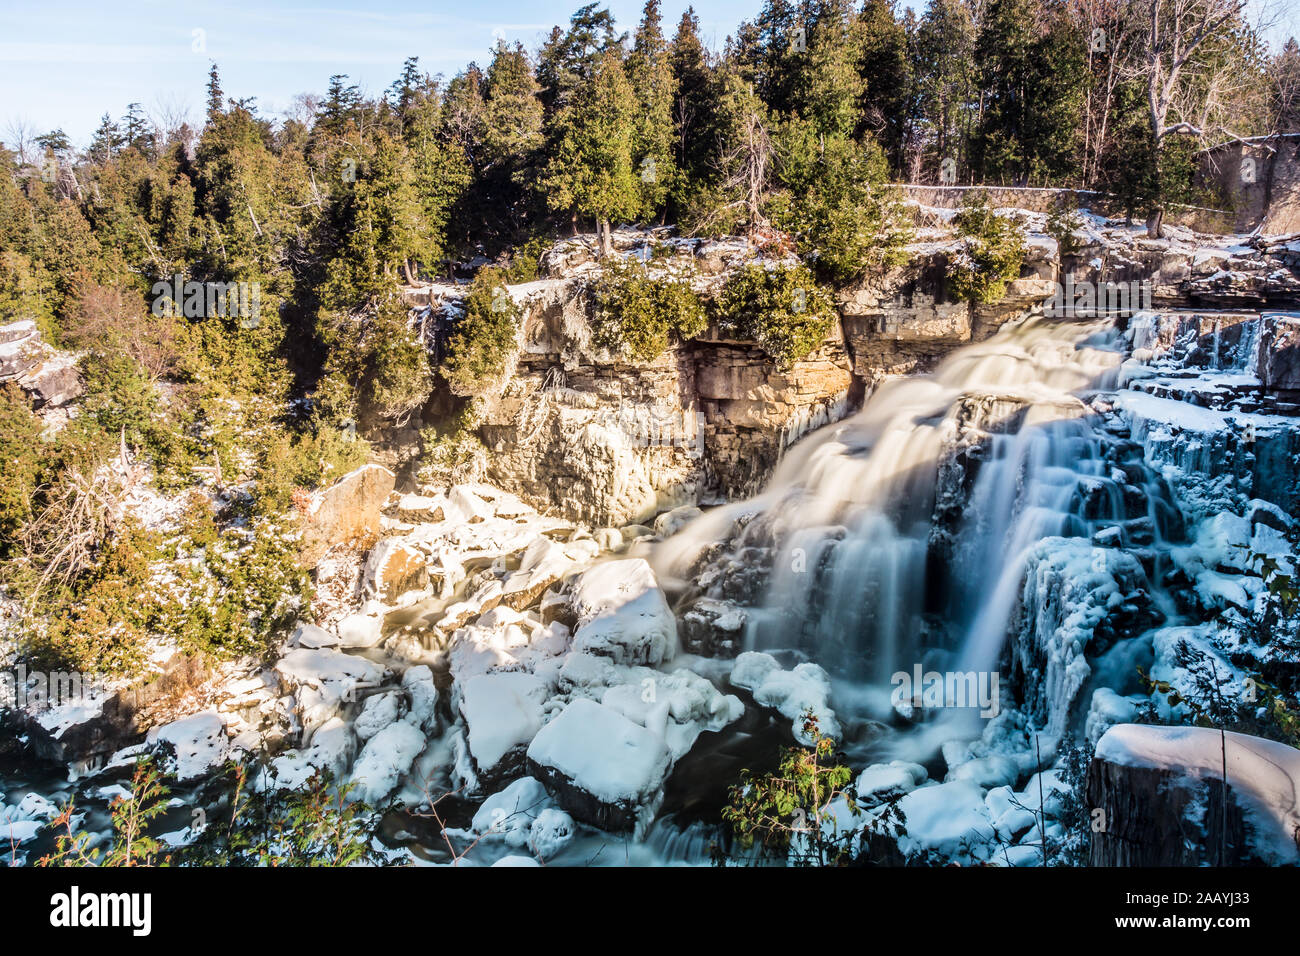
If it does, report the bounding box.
[626,0,678,220]
[205,63,225,124]
[914,0,975,181]
[856,0,912,173]
[537,3,622,118]
[669,6,715,197]
[541,48,640,254]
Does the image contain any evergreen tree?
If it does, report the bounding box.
[205,63,225,124]
[541,48,640,254]
[855,0,911,172]
[626,0,678,220]
[668,6,715,201]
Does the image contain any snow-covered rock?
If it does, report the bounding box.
[458,672,548,781]
[569,559,677,666]
[1091,723,1300,865]
[528,807,576,860]
[526,698,672,832]
[729,652,840,744]
[261,717,355,790]
[148,712,228,781]
[348,719,426,805]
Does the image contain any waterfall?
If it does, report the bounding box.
[656,313,1146,751]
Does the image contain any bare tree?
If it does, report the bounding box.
[1121,0,1258,235]
[2,116,38,165]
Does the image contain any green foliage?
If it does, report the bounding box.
[946,192,1026,304]
[442,268,520,398]
[717,712,895,867]
[0,384,45,559]
[180,763,393,866]
[417,424,488,488]
[19,520,160,676]
[40,758,173,867]
[152,508,312,662]
[253,420,369,514]
[1045,201,1085,260]
[715,263,836,368]
[770,127,912,282]
[541,48,642,232]
[591,259,708,361]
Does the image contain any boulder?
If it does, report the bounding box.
[298,464,396,567]
[362,538,428,603]
[1089,723,1300,866]
[348,719,426,805]
[458,672,549,783]
[526,698,672,832]
[569,559,678,666]
[1258,312,1300,390]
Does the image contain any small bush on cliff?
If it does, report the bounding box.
[947,192,1026,304]
[715,263,836,369]
[1045,201,1085,260]
[153,509,312,662]
[442,267,520,398]
[591,259,708,362]
[417,424,489,488]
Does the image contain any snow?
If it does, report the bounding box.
[527,807,576,860]
[885,779,998,863]
[261,717,354,790]
[292,623,338,649]
[148,711,228,781]
[336,611,385,649]
[458,672,548,773]
[855,761,927,805]
[729,651,840,744]
[599,668,744,760]
[467,776,556,848]
[1096,723,1300,864]
[526,698,672,807]
[348,719,426,805]
[354,691,401,740]
[1085,688,1140,745]
[569,559,678,666]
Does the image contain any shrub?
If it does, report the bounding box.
[153,510,312,662]
[0,383,45,559]
[1045,201,1085,260]
[501,235,550,283]
[442,267,520,398]
[253,421,368,515]
[417,425,488,488]
[19,519,160,676]
[360,296,432,423]
[715,263,836,368]
[946,192,1026,304]
[591,259,708,362]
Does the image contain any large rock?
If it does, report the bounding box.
[1088,723,1300,866]
[0,320,83,407]
[298,464,396,567]
[1259,312,1300,390]
[458,672,548,784]
[526,698,672,832]
[362,538,427,602]
[569,558,677,666]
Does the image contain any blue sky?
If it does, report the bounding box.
[2,0,1296,147]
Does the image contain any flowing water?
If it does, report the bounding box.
[653,313,1169,767]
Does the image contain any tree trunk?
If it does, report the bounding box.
[597,219,612,258]
[1146,205,1165,239]
[402,258,416,285]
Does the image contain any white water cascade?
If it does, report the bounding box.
[654,313,1175,759]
